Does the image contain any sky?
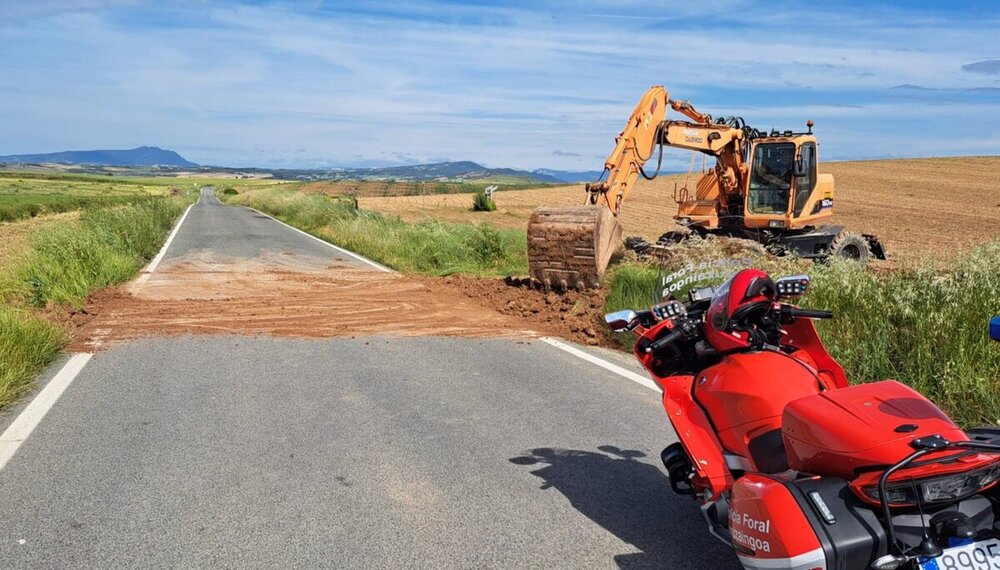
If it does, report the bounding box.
[0,0,998,170]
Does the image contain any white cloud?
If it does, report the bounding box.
[0,1,997,168]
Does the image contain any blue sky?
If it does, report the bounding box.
[1,1,998,170]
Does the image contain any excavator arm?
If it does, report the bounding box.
[585,86,669,214]
[587,91,747,214]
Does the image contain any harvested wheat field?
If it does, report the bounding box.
[357,156,1000,264]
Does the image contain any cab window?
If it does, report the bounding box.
[793,142,817,217]
[748,143,794,215]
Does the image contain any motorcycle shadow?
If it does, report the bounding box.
[509,445,742,570]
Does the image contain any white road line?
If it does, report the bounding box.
[0,353,93,472]
[247,207,393,273]
[539,337,661,393]
[135,201,194,284]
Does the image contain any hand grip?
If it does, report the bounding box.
[646,329,684,353]
[789,307,833,319]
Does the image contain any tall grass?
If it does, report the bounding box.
[1,199,187,307]
[0,198,188,408]
[0,307,65,408]
[225,187,526,276]
[604,239,1000,426]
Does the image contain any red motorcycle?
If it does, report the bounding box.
[606,268,1000,570]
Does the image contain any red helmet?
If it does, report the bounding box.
[705,268,777,353]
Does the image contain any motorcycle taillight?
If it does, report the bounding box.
[859,462,1000,506]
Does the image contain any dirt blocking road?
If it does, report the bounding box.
[72,191,539,350]
[0,189,741,569]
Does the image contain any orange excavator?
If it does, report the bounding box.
[526,85,886,289]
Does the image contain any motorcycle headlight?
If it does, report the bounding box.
[862,462,1000,505]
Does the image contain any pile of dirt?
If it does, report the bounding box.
[429,274,613,347]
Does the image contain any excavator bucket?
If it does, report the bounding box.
[527,206,622,290]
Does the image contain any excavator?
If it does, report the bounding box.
[526,86,886,289]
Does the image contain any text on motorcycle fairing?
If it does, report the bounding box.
[729,509,773,553]
[659,258,752,297]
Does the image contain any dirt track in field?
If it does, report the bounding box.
[356,156,1000,264]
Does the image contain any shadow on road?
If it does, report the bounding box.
[509,445,740,569]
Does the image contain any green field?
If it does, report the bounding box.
[0,172,188,221]
[0,171,281,222]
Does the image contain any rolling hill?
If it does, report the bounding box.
[0,146,198,168]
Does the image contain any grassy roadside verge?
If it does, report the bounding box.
[223,186,527,276]
[0,198,188,409]
[605,240,1000,427]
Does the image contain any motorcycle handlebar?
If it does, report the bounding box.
[646,329,684,353]
[786,307,834,320]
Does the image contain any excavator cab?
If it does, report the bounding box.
[747,142,795,215]
[742,134,833,230]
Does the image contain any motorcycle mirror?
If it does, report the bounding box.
[774,274,810,298]
[990,316,1000,342]
[605,310,638,333]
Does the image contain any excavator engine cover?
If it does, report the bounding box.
[527,206,622,289]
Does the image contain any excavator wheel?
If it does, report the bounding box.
[624,236,652,255]
[656,230,690,246]
[829,231,871,264]
[527,206,622,290]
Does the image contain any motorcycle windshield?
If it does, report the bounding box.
[657,256,754,302]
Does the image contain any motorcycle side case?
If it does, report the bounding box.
[730,474,886,570]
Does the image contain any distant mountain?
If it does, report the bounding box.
[0,146,198,167]
[531,168,606,183]
[317,161,564,184]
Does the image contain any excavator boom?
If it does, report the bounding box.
[586,86,669,213]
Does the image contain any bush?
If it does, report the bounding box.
[472,190,497,212]
[222,187,238,196]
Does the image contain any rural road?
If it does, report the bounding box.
[0,189,741,569]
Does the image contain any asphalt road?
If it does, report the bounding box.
[0,189,741,569]
[159,188,374,269]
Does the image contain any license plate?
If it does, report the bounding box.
[920,539,1000,570]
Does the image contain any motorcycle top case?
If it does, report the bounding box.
[730,473,885,570]
[781,380,966,479]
